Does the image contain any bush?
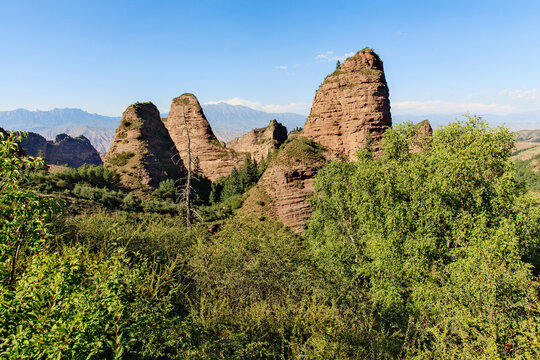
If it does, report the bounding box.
[108,152,135,167]
[307,116,540,357]
[122,193,142,211]
[0,246,189,358]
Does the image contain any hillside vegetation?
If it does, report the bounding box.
[1,117,539,359]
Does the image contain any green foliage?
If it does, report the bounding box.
[279,136,326,165]
[55,164,120,188]
[108,151,135,167]
[516,154,540,191]
[336,60,341,69]
[72,184,124,208]
[2,117,540,358]
[307,116,540,357]
[210,155,262,204]
[0,131,65,285]
[142,199,182,215]
[0,245,189,359]
[220,167,243,200]
[122,193,142,211]
[154,178,179,201]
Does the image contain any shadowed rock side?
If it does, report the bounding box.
[105,102,185,190]
[303,47,392,158]
[19,132,102,168]
[227,119,288,162]
[240,137,326,234]
[165,93,245,181]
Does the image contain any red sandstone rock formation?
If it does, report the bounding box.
[105,102,185,190]
[303,47,392,158]
[165,93,244,181]
[241,137,326,234]
[227,119,288,163]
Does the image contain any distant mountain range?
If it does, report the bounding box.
[2,106,538,153]
[0,104,307,152]
[393,112,540,131]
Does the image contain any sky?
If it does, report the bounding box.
[1,0,540,126]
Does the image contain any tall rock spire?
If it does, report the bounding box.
[165,93,244,181]
[105,102,185,190]
[303,47,392,158]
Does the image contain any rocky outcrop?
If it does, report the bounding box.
[165,93,244,181]
[227,119,288,162]
[105,102,185,190]
[19,132,102,168]
[240,137,326,234]
[303,47,392,158]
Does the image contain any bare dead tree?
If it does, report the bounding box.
[181,99,193,228]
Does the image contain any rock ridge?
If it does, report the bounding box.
[19,131,102,168]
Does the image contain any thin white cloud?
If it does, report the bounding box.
[392,100,517,115]
[275,65,288,70]
[261,102,310,114]
[500,88,540,101]
[204,98,309,114]
[395,31,404,36]
[315,50,355,62]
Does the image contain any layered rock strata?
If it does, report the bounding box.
[19,132,102,168]
[227,119,288,162]
[241,137,326,234]
[165,93,244,181]
[105,102,185,190]
[303,47,392,158]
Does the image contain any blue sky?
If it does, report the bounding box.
[1,0,540,123]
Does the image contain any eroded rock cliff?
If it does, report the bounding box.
[227,119,287,162]
[19,132,102,168]
[105,102,185,190]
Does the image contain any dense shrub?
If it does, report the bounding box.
[210,155,261,204]
[307,116,540,357]
[516,154,540,191]
[0,245,190,359]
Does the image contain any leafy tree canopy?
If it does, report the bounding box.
[307,115,540,357]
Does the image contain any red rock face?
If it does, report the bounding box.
[105,102,185,190]
[303,48,392,158]
[165,94,244,181]
[227,119,288,163]
[240,137,326,234]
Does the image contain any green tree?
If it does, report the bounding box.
[336,60,341,69]
[0,131,65,286]
[307,116,540,357]
[239,154,259,186]
[220,167,243,201]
